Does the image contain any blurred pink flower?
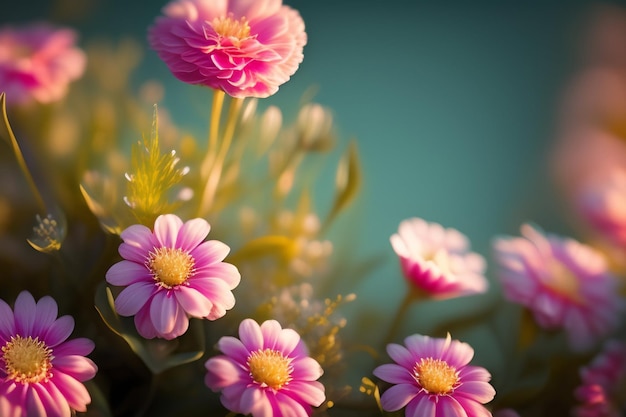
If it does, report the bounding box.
[492,223,624,351]
[205,318,325,417]
[106,214,241,340]
[148,0,307,98]
[0,23,86,106]
[373,333,496,417]
[0,291,97,417]
[390,217,488,299]
[573,340,626,417]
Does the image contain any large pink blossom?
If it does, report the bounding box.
[105,214,241,340]
[0,291,97,417]
[573,340,626,417]
[390,217,488,299]
[148,0,307,98]
[492,223,624,351]
[205,318,325,417]
[0,23,86,106]
[373,333,496,417]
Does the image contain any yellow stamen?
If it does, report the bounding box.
[414,357,458,395]
[2,335,53,384]
[248,348,293,390]
[147,247,195,288]
[212,15,251,40]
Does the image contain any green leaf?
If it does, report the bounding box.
[324,140,361,230]
[94,281,205,375]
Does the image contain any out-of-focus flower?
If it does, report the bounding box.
[492,223,623,351]
[296,103,336,151]
[0,291,97,417]
[105,214,241,340]
[373,333,496,417]
[576,167,626,246]
[148,0,307,98]
[572,340,626,417]
[0,23,86,106]
[390,217,488,299]
[205,318,325,417]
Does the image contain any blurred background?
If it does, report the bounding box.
[4,0,626,361]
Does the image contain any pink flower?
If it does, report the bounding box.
[0,23,86,106]
[492,223,624,351]
[0,291,97,417]
[148,0,307,98]
[205,318,325,417]
[573,340,626,417]
[390,217,488,299]
[105,214,241,340]
[373,333,496,417]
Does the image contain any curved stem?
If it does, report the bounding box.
[382,286,421,347]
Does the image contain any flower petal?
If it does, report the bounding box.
[176,218,210,251]
[153,214,183,247]
[380,383,418,412]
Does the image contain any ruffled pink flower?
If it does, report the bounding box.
[0,23,86,106]
[148,0,307,98]
[390,217,488,299]
[205,318,325,417]
[105,214,241,340]
[492,223,624,351]
[373,333,496,417]
[0,291,97,417]
[573,340,626,417]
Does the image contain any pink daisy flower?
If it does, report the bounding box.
[573,340,626,417]
[492,223,624,351]
[205,318,325,417]
[0,291,97,417]
[105,214,241,340]
[148,0,307,98]
[390,217,488,299]
[373,333,496,417]
[0,23,86,106]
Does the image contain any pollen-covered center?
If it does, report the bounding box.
[247,348,293,390]
[147,247,195,288]
[414,357,459,395]
[2,335,53,384]
[212,15,251,40]
[545,260,583,304]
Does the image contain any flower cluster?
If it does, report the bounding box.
[0,0,624,416]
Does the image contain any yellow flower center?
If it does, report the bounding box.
[212,15,251,41]
[414,357,459,395]
[545,260,583,304]
[247,348,293,390]
[2,335,53,384]
[147,247,195,288]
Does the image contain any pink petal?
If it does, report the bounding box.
[291,356,323,381]
[189,278,235,313]
[194,262,241,288]
[216,336,250,365]
[149,292,180,334]
[205,356,247,390]
[119,224,155,263]
[283,380,325,407]
[386,343,415,369]
[153,214,183,247]
[174,286,213,318]
[176,218,210,251]
[436,396,469,417]
[106,261,151,286]
[191,240,231,265]
[380,383,418,411]
[32,296,58,337]
[52,338,94,357]
[242,387,274,417]
[53,356,98,381]
[134,306,158,339]
[50,371,92,412]
[406,395,436,417]
[260,320,283,349]
[274,391,310,417]
[0,298,15,339]
[14,291,37,336]
[455,397,493,417]
[114,282,155,316]
[373,363,414,384]
[43,315,74,347]
[239,319,264,352]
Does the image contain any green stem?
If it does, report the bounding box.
[382,287,421,347]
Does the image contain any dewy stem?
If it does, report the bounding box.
[0,93,47,215]
[198,95,243,216]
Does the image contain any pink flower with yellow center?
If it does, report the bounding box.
[0,23,86,106]
[373,333,496,417]
[573,340,626,417]
[492,223,624,351]
[105,214,241,340]
[148,0,307,98]
[390,217,488,299]
[0,291,97,417]
[205,318,325,417]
